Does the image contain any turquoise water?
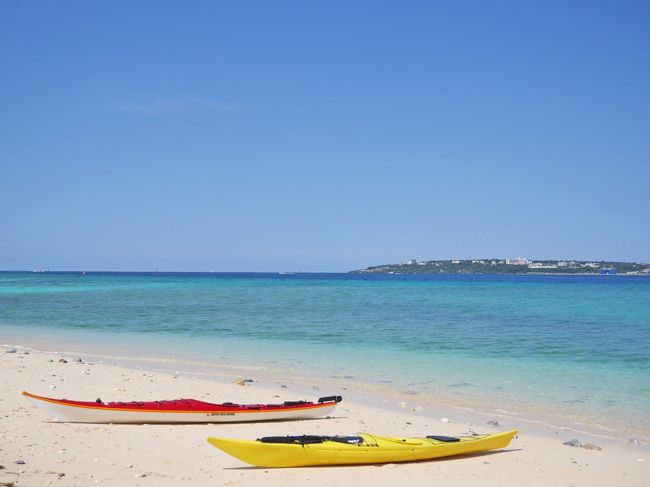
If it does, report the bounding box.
[1,271,649,434]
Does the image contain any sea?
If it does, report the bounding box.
[1,271,649,438]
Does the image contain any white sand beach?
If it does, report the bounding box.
[1,344,648,486]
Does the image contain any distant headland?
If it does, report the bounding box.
[351,258,650,275]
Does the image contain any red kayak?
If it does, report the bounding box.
[23,391,342,423]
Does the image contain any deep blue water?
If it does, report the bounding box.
[1,271,649,433]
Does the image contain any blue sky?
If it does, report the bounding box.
[1,1,649,271]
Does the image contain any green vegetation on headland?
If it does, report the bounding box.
[352,258,650,275]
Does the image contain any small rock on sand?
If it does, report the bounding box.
[563,439,582,448]
[487,420,500,426]
[582,443,602,451]
[58,358,67,363]
[563,438,602,450]
[6,349,17,353]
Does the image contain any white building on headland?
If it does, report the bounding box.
[506,257,530,265]
[528,262,558,269]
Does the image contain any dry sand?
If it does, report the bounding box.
[1,344,648,486]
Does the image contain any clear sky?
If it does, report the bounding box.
[1,1,649,272]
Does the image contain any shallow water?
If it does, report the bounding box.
[1,271,649,435]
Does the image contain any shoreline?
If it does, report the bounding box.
[3,331,649,445]
[2,342,648,486]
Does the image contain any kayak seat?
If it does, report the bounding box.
[258,435,363,445]
[427,435,461,442]
[318,395,343,403]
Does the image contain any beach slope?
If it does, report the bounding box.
[1,346,648,486]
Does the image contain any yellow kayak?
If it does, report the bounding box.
[207,429,517,467]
